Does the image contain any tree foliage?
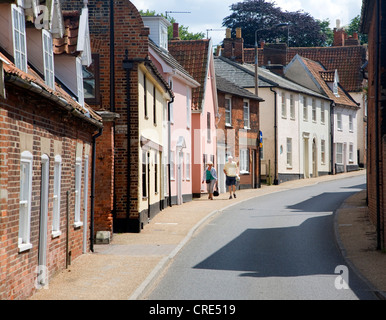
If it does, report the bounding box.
[140,10,205,41]
[346,15,368,45]
[222,0,327,47]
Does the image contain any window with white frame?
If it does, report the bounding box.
[240,149,249,173]
[52,155,62,237]
[74,157,83,227]
[12,5,27,73]
[287,138,292,167]
[290,94,295,119]
[225,96,232,126]
[303,96,308,121]
[186,153,191,180]
[243,100,250,129]
[349,115,353,132]
[19,151,33,252]
[321,140,326,164]
[187,87,191,129]
[336,143,343,164]
[349,143,354,162]
[76,57,85,106]
[321,102,325,124]
[42,30,55,89]
[207,112,211,142]
[337,112,342,131]
[281,92,287,118]
[312,98,316,122]
[142,151,147,198]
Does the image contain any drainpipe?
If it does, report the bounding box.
[90,128,103,252]
[375,0,382,250]
[270,87,278,185]
[330,102,335,175]
[168,95,174,207]
[110,0,115,113]
[123,51,134,231]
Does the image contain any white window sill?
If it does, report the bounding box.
[239,170,249,174]
[52,230,62,238]
[74,221,83,228]
[18,243,32,253]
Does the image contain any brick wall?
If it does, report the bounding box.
[365,1,385,249]
[217,91,260,188]
[62,0,151,232]
[0,83,96,299]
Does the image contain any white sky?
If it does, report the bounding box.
[130,0,362,47]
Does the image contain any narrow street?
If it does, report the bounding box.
[147,175,377,300]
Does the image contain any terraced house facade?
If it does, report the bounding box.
[0,0,102,299]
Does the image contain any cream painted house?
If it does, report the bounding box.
[138,62,173,224]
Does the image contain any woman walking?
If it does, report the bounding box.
[202,160,217,200]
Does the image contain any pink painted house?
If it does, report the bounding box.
[143,16,200,205]
[169,37,219,197]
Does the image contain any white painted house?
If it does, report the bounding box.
[285,55,360,174]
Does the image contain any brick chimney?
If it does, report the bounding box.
[172,23,180,40]
[262,43,287,76]
[222,27,244,63]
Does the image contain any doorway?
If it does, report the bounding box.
[312,138,318,178]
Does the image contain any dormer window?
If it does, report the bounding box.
[42,30,55,89]
[11,4,27,73]
[160,25,168,50]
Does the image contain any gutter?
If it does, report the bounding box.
[4,74,103,129]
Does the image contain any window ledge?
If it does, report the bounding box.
[52,230,62,238]
[18,243,32,253]
[74,221,83,229]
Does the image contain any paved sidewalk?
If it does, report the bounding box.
[29,170,385,300]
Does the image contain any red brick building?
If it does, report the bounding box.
[360,0,386,250]
[215,73,262,191]
[61,0,173,233]
[0,1,102,298]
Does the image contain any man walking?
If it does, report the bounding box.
[223,156,238,199]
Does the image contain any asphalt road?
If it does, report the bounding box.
[147,175,377,300]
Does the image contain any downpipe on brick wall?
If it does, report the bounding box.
[90,128,103,252]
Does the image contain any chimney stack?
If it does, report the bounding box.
[222,28,244,63]
[173,23,180,40]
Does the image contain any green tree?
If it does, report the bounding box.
[346,15,368,45]
[317,19,333,46]
[139,10,204,41]
[222,0,327,47]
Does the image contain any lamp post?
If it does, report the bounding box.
[254,23,288,188]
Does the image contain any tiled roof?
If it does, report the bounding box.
[168,39,211,110]
[53,11,80,55]
[215,56,327,100]
[244,45,367,92]
[214,56,273,89]
[298,56,358,109]
[0,52,102,126]
[148,39,197,86]
[286,46,367,92]
[216,74,263,101]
